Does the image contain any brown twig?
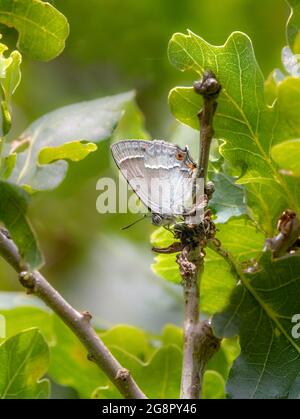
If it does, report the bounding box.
[178,245,203,398]
[178,71,221,399]
[193,71,221,185]
[178,246,221,398]
[0,228,146,399]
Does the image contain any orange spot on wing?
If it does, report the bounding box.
[176,152,184,161]
[188,162,197,170]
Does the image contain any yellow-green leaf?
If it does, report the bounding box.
[0,329,50,399]
[271,138,300,177]
[0,0,69,61]
[202,370,226,399]
[38,141,97,165]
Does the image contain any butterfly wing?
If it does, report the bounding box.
[111,140,197,215]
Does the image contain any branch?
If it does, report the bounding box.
[178,245,203,399]
[193,71,221,184]
[177,246,221,398]
[0,228,146,399]
[178,71,221,399]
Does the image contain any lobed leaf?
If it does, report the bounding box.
[168,30,300,232]
[213,252,300,399]
[0,295,236,399]
[93,345,182,399]
[0,329,50,399]
[0,0,69,61]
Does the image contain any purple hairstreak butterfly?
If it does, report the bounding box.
[111,139,206,227]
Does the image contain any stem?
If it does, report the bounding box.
[178,246,221,398]
[193,71,221,185]
[178,246,203,399]
[0,228,146,399]
[178,71,222,399]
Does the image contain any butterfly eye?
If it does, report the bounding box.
[176,152,184,161]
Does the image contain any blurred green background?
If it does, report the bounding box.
[0,0,290,331]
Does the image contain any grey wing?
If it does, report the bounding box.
[111,140,196,215]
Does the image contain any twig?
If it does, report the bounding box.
[178,71,221,399]
[0,228,146,399]
[193,71,221,184]
[178,245,203,399]
[177,245,221,399]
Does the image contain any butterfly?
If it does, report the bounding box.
[111,139,205,226]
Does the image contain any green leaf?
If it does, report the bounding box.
[0,329,50,399]
[168,30,300,231]
[48,316,106,399]
[92,385,121,399]
[134,345,182,399]
[0,294,53,344]
[271,139,300,177]
[264,70,281,105]
[100,325,153,362]
[209,171,248,223]
[0,43,21,135]
[202,218,264,314]
[202,370,226,399]
[201,249,236,314]
[202,216,264,315]
[100,345,183,399]
[161,324,183,349]
[207,338,239,381]
[0,0,69,61]
[0,307,53,344]
[213,252,300,399]
[0,49,21,103]
[151,218,264,315]
[150,227,181,284]
[48,314,184,399]
[151,253,181,285]
[289,375,300,399]
[215,217,265,263]
[0,152,16,179]
[94,340,229,399]
[1,100,11,135]
[0,181,43,269]
[38,141,97,165]
[287,0,300,54]
[8,91,135,191]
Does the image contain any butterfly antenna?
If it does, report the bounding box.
[121,214,148,230]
